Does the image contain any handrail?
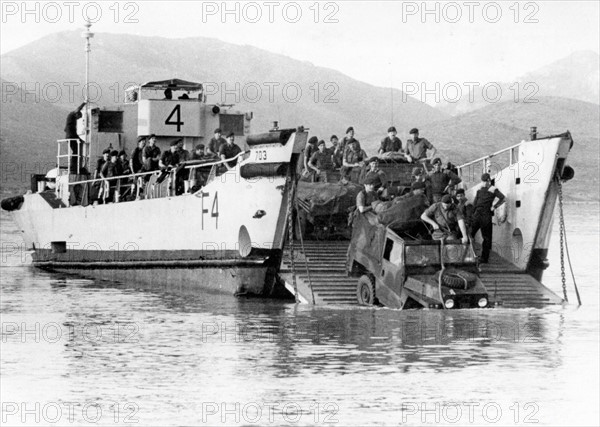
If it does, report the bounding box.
[457,142,521,170]
[66,150,249,187]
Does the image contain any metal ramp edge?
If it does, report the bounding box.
[279,241,358,305]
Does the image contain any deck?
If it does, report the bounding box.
[279,241,564,308]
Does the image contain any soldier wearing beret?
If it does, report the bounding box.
[471,173,506,263]
[426,157,461,203]
[356,175,381,213]
[421,194,469,243]
[207,128,227,158]
[340,126,361,157]
[406,128,437,162]
[309,140,334,182]
[378,126,403,154]
[219,132,242,170]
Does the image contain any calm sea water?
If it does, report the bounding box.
[1,203,598,426]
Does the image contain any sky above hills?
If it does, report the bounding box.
[2,1,598,97]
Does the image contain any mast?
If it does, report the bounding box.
[82,20,94,162]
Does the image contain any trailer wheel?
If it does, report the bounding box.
[357,275,376,305]
[436,268,477,290]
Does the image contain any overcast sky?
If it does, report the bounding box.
[1,1,599,90]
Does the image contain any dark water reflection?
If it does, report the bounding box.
[1,204,598,426]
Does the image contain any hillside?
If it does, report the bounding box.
[438,51,600,116]
[1,33,597,200]
[0,31,448,138]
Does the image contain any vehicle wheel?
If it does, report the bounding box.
[357,275,376,305]
[436,268,478,290]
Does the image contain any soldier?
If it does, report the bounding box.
[406,128,437,163]
[356,175,381,213]
[142,134,161,172]
[330,135,343,169]
[308,140,334,182]
[207,128,227,158]
[426,157,461,203]
[303,136,319,174]
[363,158,388,194]
[160,140,180,170]
[471,173,506,263]
[219,132,242,170]
[190,144,209,192]
[378,126,403,154]
[64,102,86,174]
[455,188,474,235]
[340,126,361,155]
[130,137,146,174]
[341,140,367,183]
[100,150,123,203]
[421,194,469,244]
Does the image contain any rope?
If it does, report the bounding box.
[557,180,582,305]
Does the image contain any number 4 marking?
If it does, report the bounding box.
[212,192,219,229]
[165,105,184,132]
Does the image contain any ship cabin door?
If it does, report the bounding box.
[378,232,406,306]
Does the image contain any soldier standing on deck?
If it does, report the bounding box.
[471,173,506,263]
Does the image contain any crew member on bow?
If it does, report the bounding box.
[471,173,506,263]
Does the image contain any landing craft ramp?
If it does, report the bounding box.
[279,242,563,308]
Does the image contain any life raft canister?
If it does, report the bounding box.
[1,196,24,212]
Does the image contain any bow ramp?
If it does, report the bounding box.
[280,242,563,308]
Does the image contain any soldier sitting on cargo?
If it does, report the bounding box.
[363,158,388,195]
[340,126,361,155]
[378,126,403,154]
[406,128,437,163]
[356,175,381,213]
[420,194,469,244]
[341,140,367,183]
[330,135,343,169]
[308,140,334,182]
[302,136,319,178]
[219,132,242,171]
[426,157,461,203]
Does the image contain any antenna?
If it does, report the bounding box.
[389,61,394,125]
[82,20,94,162]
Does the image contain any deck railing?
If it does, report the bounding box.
[456,142,521,186]
[61,151,249,205]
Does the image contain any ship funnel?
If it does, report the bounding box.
[271,121,279,131]
[530,126,537,141]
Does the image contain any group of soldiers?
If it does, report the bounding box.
[335,126,507,264]
[89,128,243,203]
[302,126,438,183]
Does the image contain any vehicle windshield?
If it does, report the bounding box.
[405,242,475,267]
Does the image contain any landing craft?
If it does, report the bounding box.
[1,74,307,296]
[281,130,577,308]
